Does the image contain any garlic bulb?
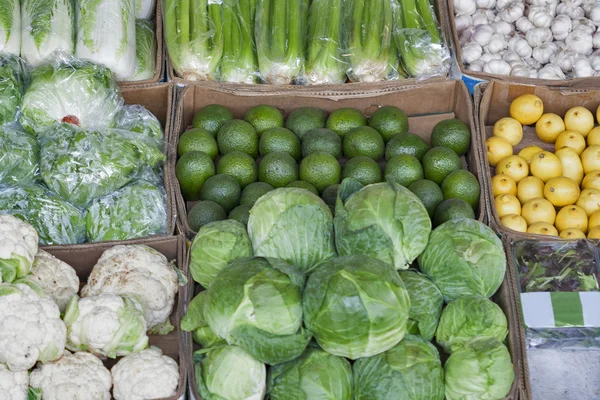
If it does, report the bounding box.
[538,64,567,78]
[454,0,477,15]
[529,70,540,77]
[551,49,576,71]
[511,37,534,58]
[591,3,600,25]
[472,9,494,25]
[483,59,512,74]
[488,33,509,52]
[572,18,596,34]
[533,42,559,63]
[477,0,497,8]
[455,15,473,34]
[556,3,585,18]
[491,20,514,35]
[460,26,476,45]
[590,55,600,70]
[503,50,523,63]
[566,30,594,54]
[468,60,486,71]
[526,27,554,46]
[462,42,484,63]
[551,14,572,40]
[496,0,516,9]
[472,24,495,46]
[481,52,503,62]
[528,7,554,28]
[516,16,536,32]
[554,40,567,49]
[525,56,543,69]
[573,57,595,76]
[583,0,597,13]
[594,30,600,47]
[511,65,531,76]
[499,2,525,22]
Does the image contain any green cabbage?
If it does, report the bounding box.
[399,270,443,341]
[111,104,163,143]
[0,126,39,185]
[353,335,444,400]
[133,19,156,81]
[334,178,431,270]
[181,291,226,348]
[303,255,411,359]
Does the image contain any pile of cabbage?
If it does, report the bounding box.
[182,178,515,400]
[0,215,182,399]
[0,53,167,245]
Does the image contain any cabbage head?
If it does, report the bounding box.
[444,337,514,400]
[418,218,506,302]
[268,346,353,400]
[334,178,431,270]
[248,188,336,274]
[0,126,39,185]
[353,335,444,400]
[399,270,443,341]
[181,291,225,348]
[189,220,253,288]
[303,255,411,359]
[195,345,266,400]
[435,297,508,354]
[203,257,311,365]
[111,104,163,143]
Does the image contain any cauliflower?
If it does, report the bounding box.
[29,351,112,400]
[81,245,179,333]
[63,294,148,358]
[0,363,28,400]
[0,214,38,283]
[29,250,79,313]
[111,346,179,400]
[0,283,66,372]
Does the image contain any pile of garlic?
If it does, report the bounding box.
[456,0,600,78]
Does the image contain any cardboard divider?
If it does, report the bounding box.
[43,235,190,400]
[170,80,487,238]
[477,80,600,239]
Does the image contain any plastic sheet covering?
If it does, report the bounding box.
[163,0,223,81]
[38,123,165,208]
[136,0,156,19]
[0,184,86,245]
[133,19,157,81]
[21,0,76,67]
[220,0,258,84]
[0,125,39,185]
[19,54,123,135]
[111,104,163,143]
[0,54,29,126]
[0,0,21,56]
[75,0,136,80]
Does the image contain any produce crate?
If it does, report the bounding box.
[43,235,189,400]
[170,79,487,238]
[477,80,600,239]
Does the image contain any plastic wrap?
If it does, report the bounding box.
[0,125,39,185]
[255,0,308,85]
[38,123,165,208]
[0,0,21,56]
[19,54,123,135]
[392,0,450,79]
[111,104,163,143]
[220,0,259,84]
[20,0,76,67]
[133,19,157,81]
[75,0,136,80]
[0,184,86,245]
[345,0,399,82]
[85,178,168,242]
[305,0,347,85]
[163,0,223,81]
[0,54,29,126]
[136,0,156,19]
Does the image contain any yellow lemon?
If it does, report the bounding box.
[492,174,517,197]
[486,137,513,167]
[518,146,544,164]
[510,94,544,125]
[587,127,600,146]
[527,222,558,236]
[576,188,600,216]
[582,171,600,190]
[494,194,522,218]
[555,205,588,233]
[588,209,600,231]
[536,113,566,143]
[559,229,586,239]
[501,214,528,233]
[588,226,600,238]
[493,117,523,146]
[529,151,562,182]
[544,177,580,207]
[517,176,545,204]
[555,130,586,155]
[554,147,584,184]
[580,145,600,174]
[496,155,529,183]
[521,197,556,225]
[564,106,595,137]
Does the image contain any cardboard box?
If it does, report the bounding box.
[170,79,486,237]
[43,235,189,400]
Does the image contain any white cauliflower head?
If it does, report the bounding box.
[29,250,79,313]
[64,294,148,358]
[29,351,112,400]
[111,346,180,400]
[0,283,66,372]
[0,363,28,400]
[0,214,38,283]
[81,245,179,332]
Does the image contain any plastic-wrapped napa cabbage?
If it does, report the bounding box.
[0,125,39,185]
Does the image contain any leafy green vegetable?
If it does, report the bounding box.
[181,291,226,348]
[0,126,39,185]
[0,54,29,126]
[220,0,258,83]
[399,270,443,341]
[133,19,156,81]
[0,0,20,55]
[111,104,163,143]
[353,335,444,400]
[303,255,411,359]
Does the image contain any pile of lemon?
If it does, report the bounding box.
[487,93,600,239]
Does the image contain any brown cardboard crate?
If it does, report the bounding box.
[169,79,486,238]
[43,235,190,400]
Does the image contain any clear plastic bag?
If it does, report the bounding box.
[0,54,30,127]
[0,125,39,185]
[133,19,157,81]
[111,104,163,143]
[163,0,223,81]
[0,184,86,245]
[19,53,123,135]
